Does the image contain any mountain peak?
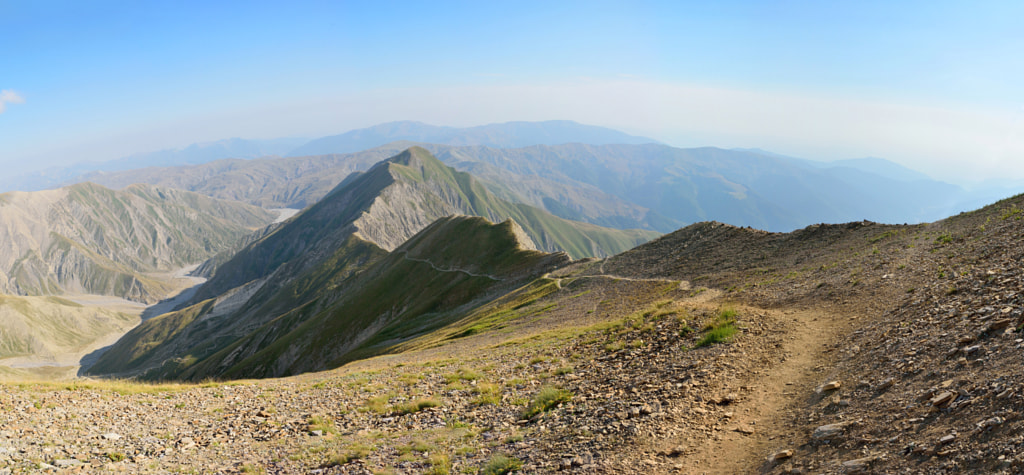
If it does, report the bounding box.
[385,146,434,167]
[501,218,539,251]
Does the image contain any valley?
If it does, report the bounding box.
[0,263,208,379]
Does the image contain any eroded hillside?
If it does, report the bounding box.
[0,183,275,303]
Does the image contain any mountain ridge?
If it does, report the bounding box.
[286,120,659,157]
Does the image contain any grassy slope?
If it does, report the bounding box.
[173,216,569,381]
[89,234,389,378]
[0,295,137,359]
[382,147,658,259]
[84,299,217,375]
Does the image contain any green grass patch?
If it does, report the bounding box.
[695,307,738,348]
[472,382,502,405]
[480,454,523,475]
[521,386,572,419]
[306,415,335,434]
[362,394,392,414]
[392,398,441,415]
[445,368,483,383]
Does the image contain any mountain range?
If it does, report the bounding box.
[285,120,658,157]
[86,147,652,379]
[5,120,998,235]
[73,140,973,233]
[0,137,308,193]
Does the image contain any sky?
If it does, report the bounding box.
[2,0,1023,185]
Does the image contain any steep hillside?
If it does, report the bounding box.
[286,120,657,157]
[89,216,570,380]
[189,147,652,304]
[0,295,137,362]
[0,183,275,303]
[88,149,651,379]
[166,216,569,380]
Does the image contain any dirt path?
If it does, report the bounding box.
[684,307,850,474]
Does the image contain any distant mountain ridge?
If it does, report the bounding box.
[71,140,973,233]
[73,142,676,231]
[286,120,658,157]
[0,137,307,193]
[34,120,992,233]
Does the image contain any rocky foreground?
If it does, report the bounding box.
[0,287,801,474]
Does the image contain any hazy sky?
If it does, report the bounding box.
[2,0,1022,185]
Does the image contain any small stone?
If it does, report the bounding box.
[841,455,883,473]
[310,430,324,437]
[938,434,956,445]
[102,433,122,441]
[818,381,841,393]
[977,416,1004,430]
[734,426,755,435]
[716,393,738,405]
[769,449,794,461]
[813,421,857,440]
[930,391,955,407]
[659,446,685,457]
[53,459,81,468]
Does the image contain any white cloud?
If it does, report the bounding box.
[0,89,25,113]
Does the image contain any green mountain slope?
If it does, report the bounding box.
[0,295,137,361]
[0,183,275,303]
[89,148,649,379]
[189,147,654,304]
[137,216,568,380]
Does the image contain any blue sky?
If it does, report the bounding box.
[2,0,1022,184]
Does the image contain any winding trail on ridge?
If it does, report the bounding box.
[395,250,505,281]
